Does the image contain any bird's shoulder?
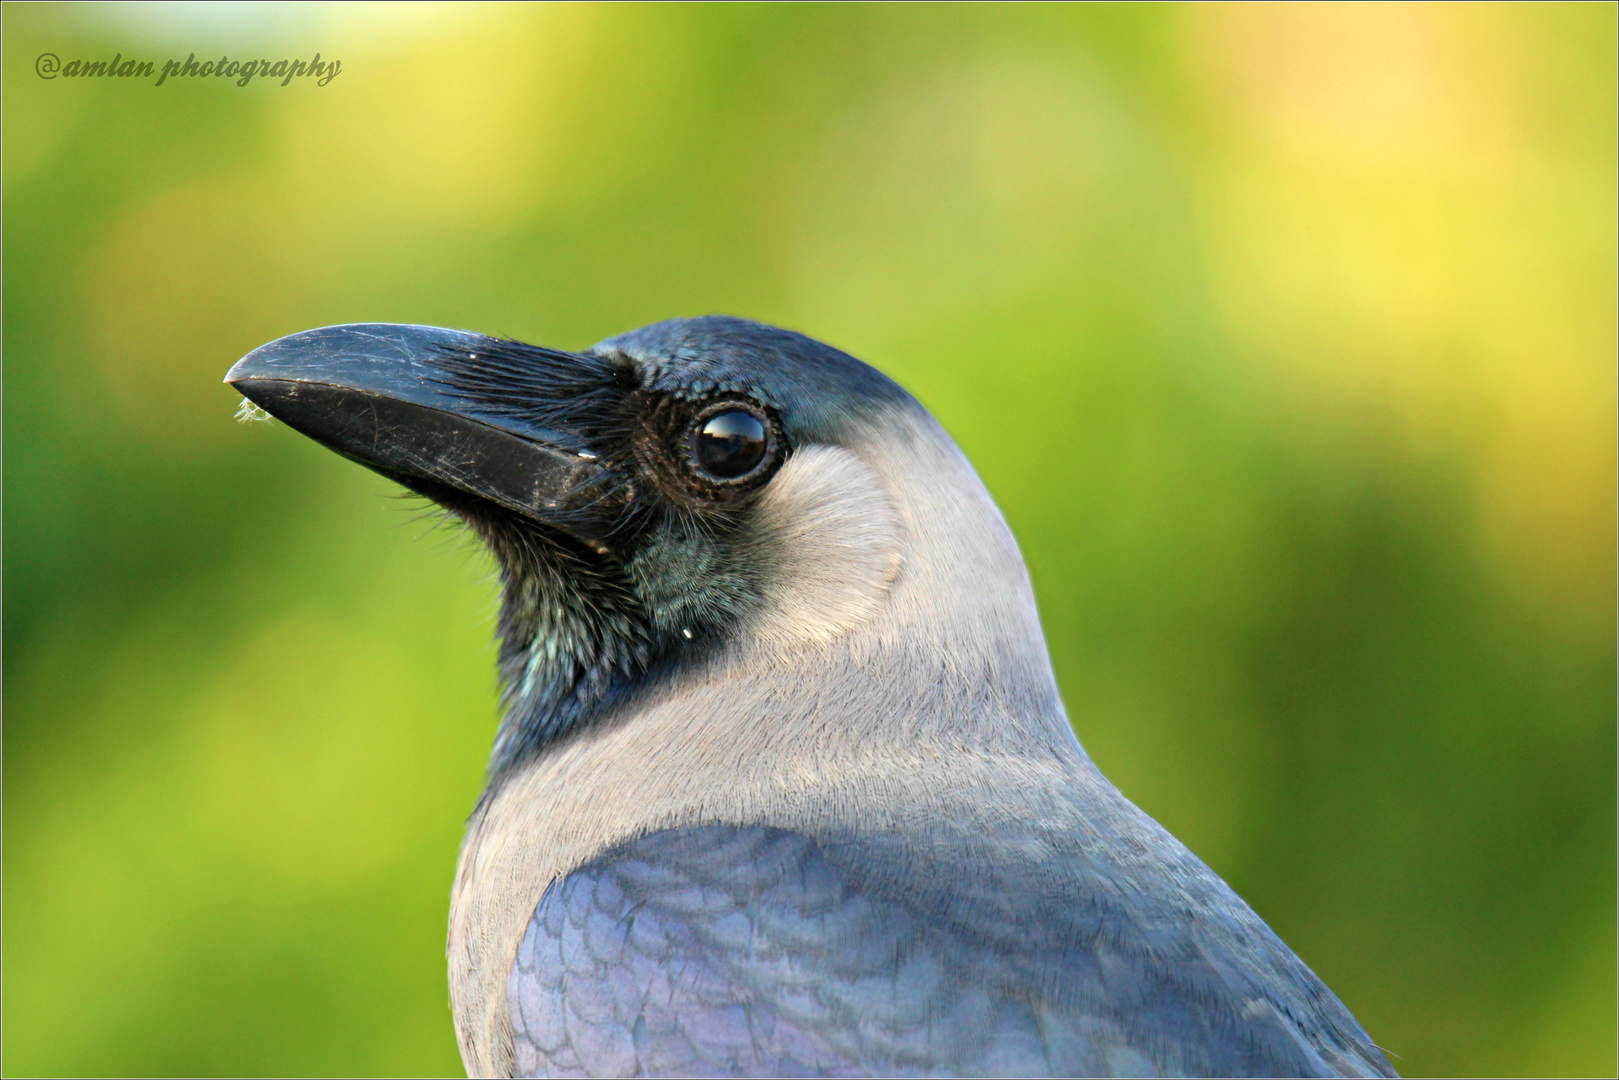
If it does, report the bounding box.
[507,820,1394,1078]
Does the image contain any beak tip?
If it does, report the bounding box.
[225,335,292,389]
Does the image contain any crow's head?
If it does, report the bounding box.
[228,317,1061,778]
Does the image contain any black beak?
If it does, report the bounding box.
[226,324,606,524]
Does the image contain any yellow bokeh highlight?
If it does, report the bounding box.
[1187,2,1615,625]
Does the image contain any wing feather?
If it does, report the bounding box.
[508,824,1394,1078]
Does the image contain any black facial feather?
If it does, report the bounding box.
[429,340,645,539]
[418,338,788,777]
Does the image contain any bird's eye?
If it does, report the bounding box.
[690,409,768,480]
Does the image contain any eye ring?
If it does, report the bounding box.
[688,405,772,482]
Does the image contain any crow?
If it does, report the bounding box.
[227,318,1395,1079]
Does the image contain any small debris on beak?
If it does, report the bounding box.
[235,397,272,424]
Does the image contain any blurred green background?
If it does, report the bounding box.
[3,3,1614,1076]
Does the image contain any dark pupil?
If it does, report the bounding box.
[692,410,767,479]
